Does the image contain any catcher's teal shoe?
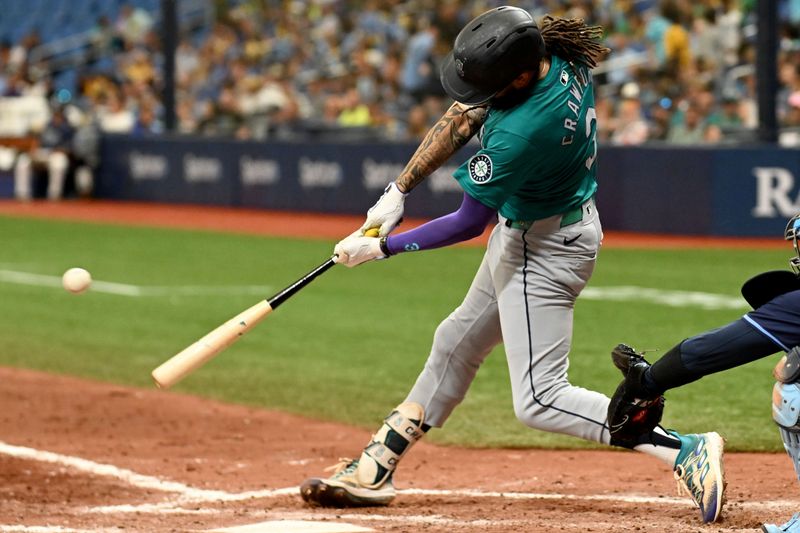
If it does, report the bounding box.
[763,512,800,532]
[671,431,726,523]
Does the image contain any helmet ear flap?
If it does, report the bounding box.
[785,215,800,241]
[785,215,800,274]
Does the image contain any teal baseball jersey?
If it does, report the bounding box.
[453,55,599,221]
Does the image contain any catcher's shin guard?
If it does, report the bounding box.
[773,347,800,480]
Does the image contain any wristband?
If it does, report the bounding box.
[389,182,409,195]
[379,236,393,257]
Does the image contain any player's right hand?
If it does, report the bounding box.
[333,234,385,267]
[360,182,407,237]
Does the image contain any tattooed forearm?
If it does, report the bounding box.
[396,103,488,193]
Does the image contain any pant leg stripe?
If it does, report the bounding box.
[743,314,790,352]
[521,229,608,429]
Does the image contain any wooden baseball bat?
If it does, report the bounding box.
[151,256,337,389]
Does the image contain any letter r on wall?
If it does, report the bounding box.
[752,167,798,217]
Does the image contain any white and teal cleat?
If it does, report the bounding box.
[671,431,726,523]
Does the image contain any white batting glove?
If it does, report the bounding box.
[333,235,386,268]
[360,182,407,237]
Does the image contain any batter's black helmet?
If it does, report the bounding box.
[440,6,546,105]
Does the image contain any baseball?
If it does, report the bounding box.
[365,228,380,237]
[62,267,92,294]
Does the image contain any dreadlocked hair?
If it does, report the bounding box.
[539,16,609,69]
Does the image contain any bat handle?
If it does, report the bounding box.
[267,256,336,310]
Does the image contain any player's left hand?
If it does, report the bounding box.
[334,234,385,267]
[361,182,407,237]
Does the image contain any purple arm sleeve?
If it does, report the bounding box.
[385,192,496,254]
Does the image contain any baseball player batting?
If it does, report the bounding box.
[300,7,725,523]
[608,213,800,532]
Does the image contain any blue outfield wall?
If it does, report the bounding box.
[97,135,800,237]
[96,135,472,220]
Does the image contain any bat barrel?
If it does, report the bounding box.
[152,300,273,388]
[152,342,224,389]
[152,256,336,389]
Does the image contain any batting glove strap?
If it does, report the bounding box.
[384,181,408,196]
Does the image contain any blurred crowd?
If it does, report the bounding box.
[2,0,800,154]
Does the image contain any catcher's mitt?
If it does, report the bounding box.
[607,344,665,448]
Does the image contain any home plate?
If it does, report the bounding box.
[209,520,374,533]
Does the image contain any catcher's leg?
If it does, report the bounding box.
[644,319,780,394]
[764,347,800,532]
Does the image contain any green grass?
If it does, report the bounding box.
[0,215,788,451]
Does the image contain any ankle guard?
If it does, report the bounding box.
[356,402,425,488]
[773,347,800,480]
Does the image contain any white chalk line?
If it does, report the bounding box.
[2,439,796,519]
[581,285,748,310]
[0,441,291,503]
[0,270,271,297]
[0,268,747,308]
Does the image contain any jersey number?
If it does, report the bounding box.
[585,107,597,170]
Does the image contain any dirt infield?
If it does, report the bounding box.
[0,367,795,533]
[0,200,796,532]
